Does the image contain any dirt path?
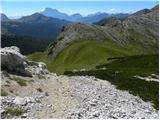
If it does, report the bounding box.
[32,75,77,118]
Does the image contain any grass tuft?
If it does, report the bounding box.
[12,77,27,86]
[4,107,24,116]
[1,89,8,96]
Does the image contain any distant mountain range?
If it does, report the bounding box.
[1,8,130,41]
[40,8,129,23]
[1,8,129,23]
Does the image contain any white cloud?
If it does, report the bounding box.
[40,8,45,12]
[110,8,116,12]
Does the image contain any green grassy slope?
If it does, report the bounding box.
[65,55,159,110]
[27,51,48,63]
[28,40,149,74]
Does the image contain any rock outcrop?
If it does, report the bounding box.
[1,46,31,76]
[1,46,48,77]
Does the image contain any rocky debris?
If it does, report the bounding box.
[151,74,159,79]
[66,76,159,119]
[134,75,159,82]
[1,94,48,118]
[1,72,159,119]
[25,62,49,77]
[1,46,48,77]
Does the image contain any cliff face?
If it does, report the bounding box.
[48,5,159,60]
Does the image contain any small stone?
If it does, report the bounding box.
[45,92,49,96]
[25,97,36,103]
[91,111,100,117]
[21,113,28,118]
[13,97,26,106]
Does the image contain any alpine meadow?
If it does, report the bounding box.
[1,1,159,119]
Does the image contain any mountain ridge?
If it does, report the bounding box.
[48,5,159,60]
[40,7,129,23]
[1,13,10,21]
[1,13,71,40]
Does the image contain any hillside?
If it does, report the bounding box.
[1,13,10,21]
[48,5,158,61]
[28,5,159,74]
[28,40,150,74]
[65,55,159,110]
[1,35,51,55]
[1,13,71,54]
[1,46,159,119]
[1,13,71,40]
[1,3,159,119]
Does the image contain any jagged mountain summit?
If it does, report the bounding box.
[48,5,159,60]
[40,8,70,20]
[40,8,83,22]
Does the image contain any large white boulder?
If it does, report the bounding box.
[0,46,31,76]
[1,46,49,77]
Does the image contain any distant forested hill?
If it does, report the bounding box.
[1,35,51,55]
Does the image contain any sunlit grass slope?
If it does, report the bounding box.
[28,40,151,74]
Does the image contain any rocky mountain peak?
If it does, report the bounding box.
[1,13,10,21]
[132,8,151,16]
[99,17,122,27]
[19,12,49,22]
[61,23,93,32]
[151,5,159,12]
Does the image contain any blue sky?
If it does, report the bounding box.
[1,1,158,17]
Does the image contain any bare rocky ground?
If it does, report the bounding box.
[1,72,159,119]
[0,46,159,119]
